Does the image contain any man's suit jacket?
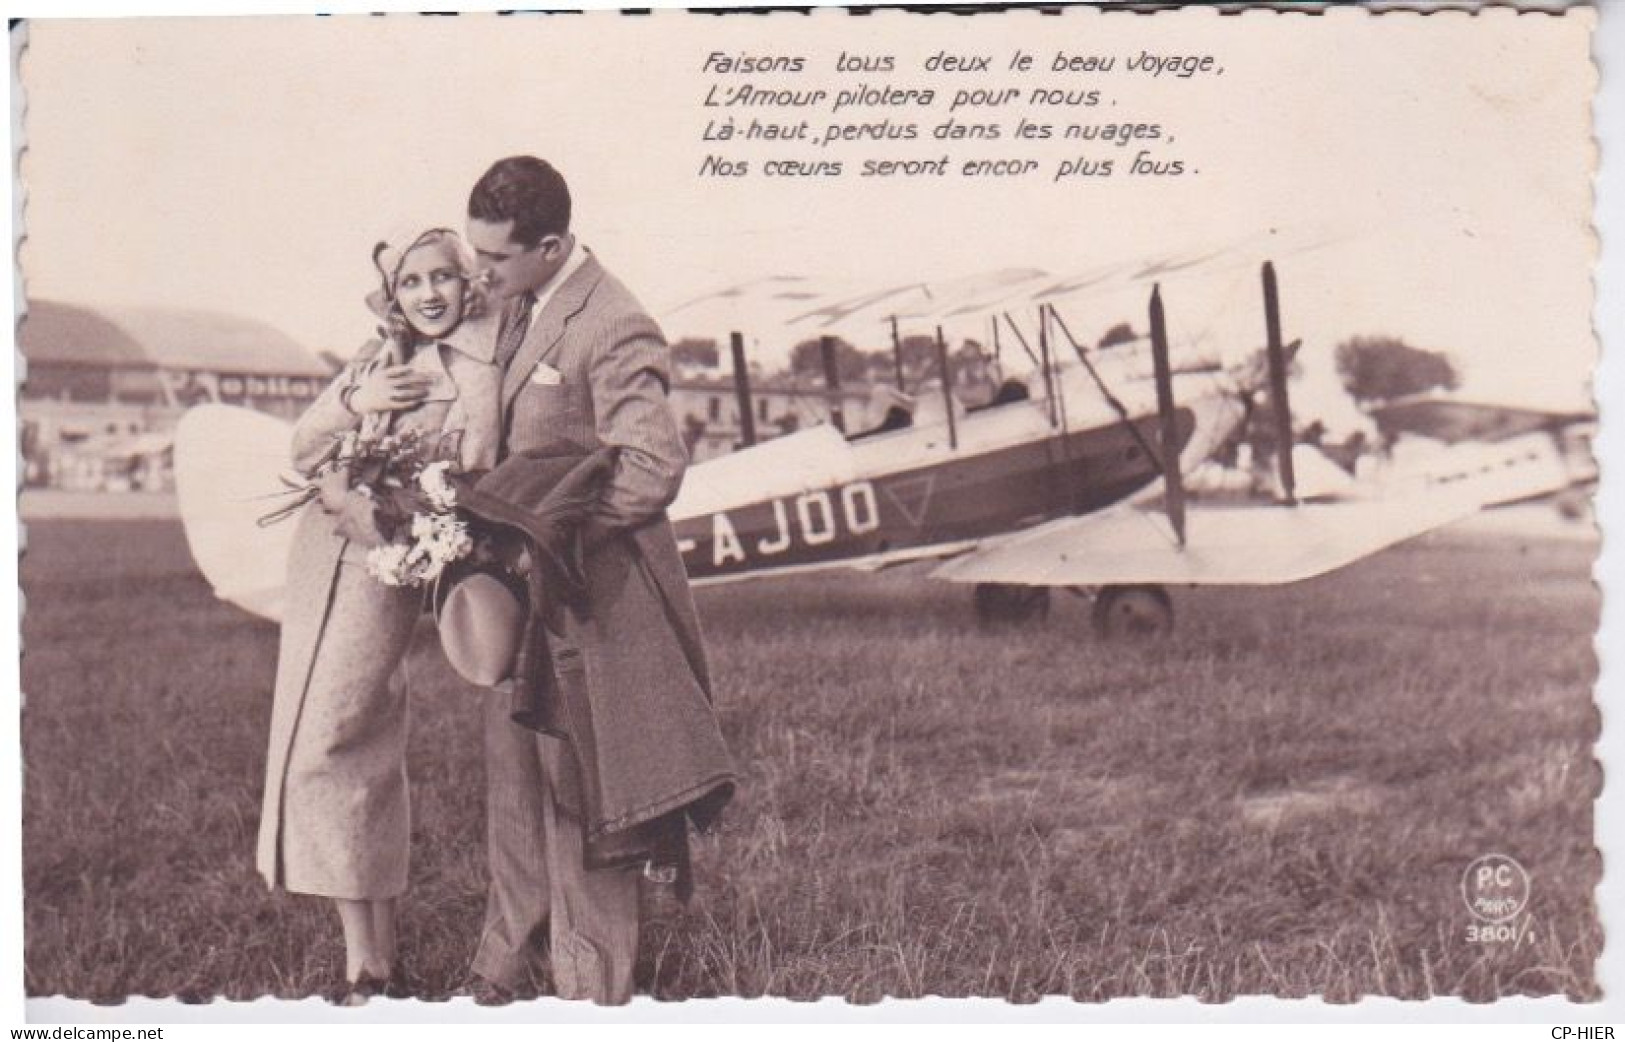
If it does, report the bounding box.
[497,250,734,850]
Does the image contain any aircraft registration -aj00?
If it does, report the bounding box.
[665,324,1229,630]
[173,249,1578,637]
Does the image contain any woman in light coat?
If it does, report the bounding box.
[255,228,499,1003]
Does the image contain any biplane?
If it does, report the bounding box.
[654,254,1516,636]
[174,240,1576,636]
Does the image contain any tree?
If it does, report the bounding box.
[1334,336,1460,406]
[880,334,979,387]
[897,334,941,376]
[1097,321,1137,349]
[670,337,720,369]
[789,336,870,384]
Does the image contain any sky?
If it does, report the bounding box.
[16,8,1599,421]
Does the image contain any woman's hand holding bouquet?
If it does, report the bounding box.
[264,426,478,588]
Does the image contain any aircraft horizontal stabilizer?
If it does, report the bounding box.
[174,404,298,623]
[930,493,1483,588]
[1370,394,1593,445]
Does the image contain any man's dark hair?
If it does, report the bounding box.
[467,156,572,247]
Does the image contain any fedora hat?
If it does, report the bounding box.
[433,563,527,687]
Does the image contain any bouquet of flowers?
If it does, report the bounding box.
[262,427,475,588]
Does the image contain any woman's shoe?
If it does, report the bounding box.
[331,971,386,1007]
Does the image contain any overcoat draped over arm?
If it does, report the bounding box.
[492,253,736,878]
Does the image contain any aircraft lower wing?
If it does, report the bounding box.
[930,492,1484,588]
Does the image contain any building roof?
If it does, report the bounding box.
[20,299,332,377]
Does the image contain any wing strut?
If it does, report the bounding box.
[1047,304,1167,494]
[1037,306,1058,428]
[1149,284,1187,546]
[730,331,757,448]
[1262,261,1297,505]
[819,334,846,434]
[1000,311,1043,371]
[1041,306,1069,435]
[889,315,906,392]
[935,325,959,450]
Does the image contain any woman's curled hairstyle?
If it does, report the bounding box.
[367,227,487,347]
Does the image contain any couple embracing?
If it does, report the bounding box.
[254,156,736,1005]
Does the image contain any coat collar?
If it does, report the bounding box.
[440,309,500,365]
[500,251,604,410]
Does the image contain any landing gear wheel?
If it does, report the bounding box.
[1091,584,1174,639]
[973,583,1052,625]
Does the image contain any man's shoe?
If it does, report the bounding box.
[466,976,517,1007]
[382,962,414,1000]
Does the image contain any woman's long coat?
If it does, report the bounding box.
[255,316,499,897]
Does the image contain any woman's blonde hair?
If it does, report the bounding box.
[367,228,488,347]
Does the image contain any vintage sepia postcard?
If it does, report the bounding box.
[10,2,1611,1022]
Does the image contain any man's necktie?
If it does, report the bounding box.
[495,291,537,370]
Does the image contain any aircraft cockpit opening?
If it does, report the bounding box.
[852,385,917,439]
[966,378,1033,413]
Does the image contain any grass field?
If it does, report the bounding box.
[20,518,1601,1003]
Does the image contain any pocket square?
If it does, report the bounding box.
[530,363,564,387]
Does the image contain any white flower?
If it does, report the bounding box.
[380,513,475,588]
[427,517,472,561]
[364,542,412,586]
[418,460,458,511]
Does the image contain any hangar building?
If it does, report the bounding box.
[19,300,334,491]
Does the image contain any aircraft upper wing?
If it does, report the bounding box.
[658,230,1340,342]
[930,493,1484,588]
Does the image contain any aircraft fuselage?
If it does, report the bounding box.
[672,408,1195,581]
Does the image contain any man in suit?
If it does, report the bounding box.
[463,156,733,1004]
